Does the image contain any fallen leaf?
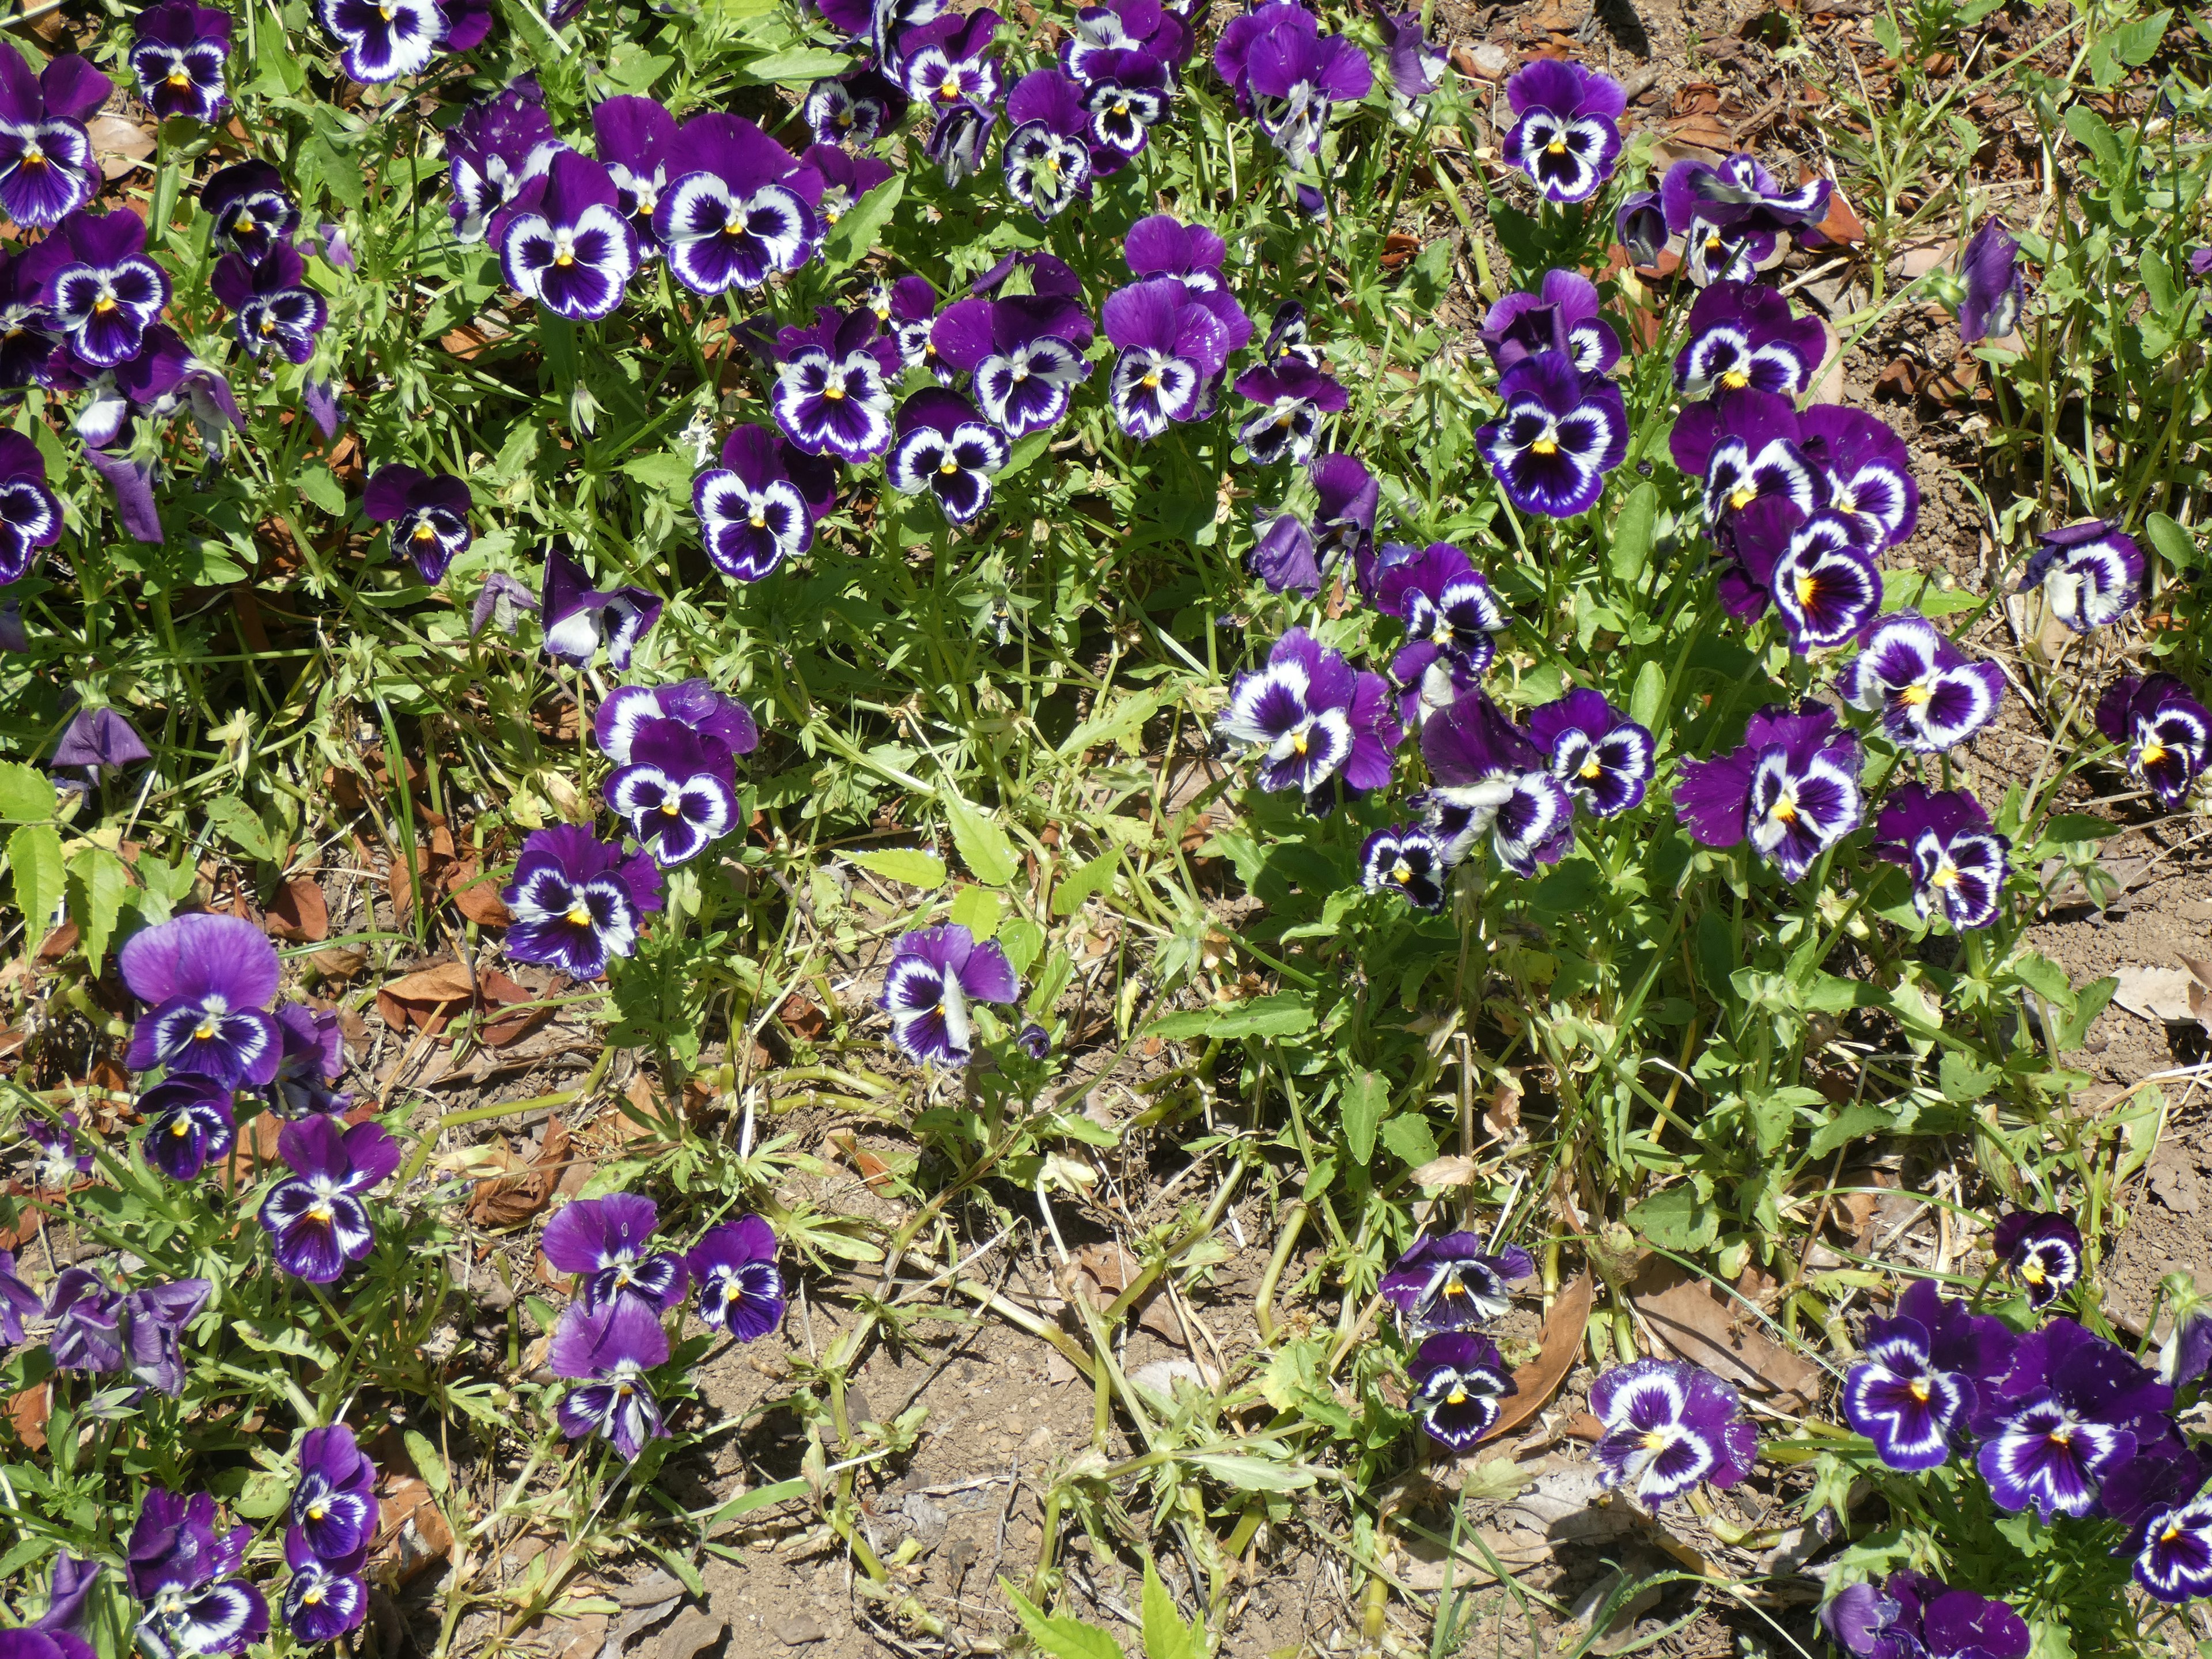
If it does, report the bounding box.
[1407,1154,1480,1188]
[448,862,513,927]
[1480,1272,1593,1443]
[373,1472,454,1579]
[1069,1242,1141,1309]
[1808,175,1865,245]
[9,1380,50,1450]
[830,1131,895,1193]
[36,921,79,965]
[2112,964,2200,1024]
[1631,1260,1822,1409]
[266,878,329,943]
[307,946,369,980]
[468,1116,572,1227]
[226,1111,286,1186]
[475,967,550,1047]
[1381,232,1420,271]
[87,115,156,179]
[1665,111,1733,151]
[778,992,828,1040]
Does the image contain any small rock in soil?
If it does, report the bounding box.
[772,1615,826,1646]
[656,1609,726,1659]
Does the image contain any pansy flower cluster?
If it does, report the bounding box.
[281,1425,377,1642]
[1380,1230,1532,1452]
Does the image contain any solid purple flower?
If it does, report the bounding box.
[1797,403,1918,551]
[0,52,108,229]
[2020,519,2143,632]
[1358,824,1450,911]
[654,112,821,297]
[1528,688,1655,817]
[1001,69,1093,221]
[1501,58,1624,204]
[930,278,1095,440]
[202,160,298,260]
[46,1268,123,1374]
[885,388,1009,524]
[493,150,638,323]
[551,1296,671,1462]
[1870,786,2009,931]
[1218,626,1401,801]
[1842,1277,2017,1471]
[1314,450,1379,577]
[291,1423,378,1562]
[258,1118,402,1283]
[1373,541,1504,724]
[593,96,678,254]
[0,248,62,392]
[502,824,664,982]
[139,1075,235,1182]
[1419,690,1573,875]
[122,1278,210,1397]
[772,306,899,463]
[444,79,562,242]
[1673,703,1862,880]
[131,2,232,124]
[52,704,147,779]
[801,63,910,148]
[923,97,995,185]
[1975,1317,2170,1519]
[1480,268,1621,378]
[1673,279,1827,399]
[1249,508,1319,595]
[1957,217,2026,344]
[540,546,661,671]
[1231,360,1347,467]
[1615,189,1666,268]
[210,243,327,365]
[1825,1574,2029,1659]
[879,922,1019,1066]
[1103,275,1233,440]
[282,1528,367,1643]
[24,1112,92,1191]
[2094,673,2210,807]
[1589,1358,1757,1503]
[692,424,832,584]
[543,1194,689,1313]
[1125,213,1228,291]
[0,1249,40,1351]
[32,209,171,370]
[1381,1233,1535,1332]
[1839,611,2006,751]
[1409,1331,1516,1451]
[120,912,283,1089]
[596,680,759,767]
[1476,349,1627,519]
[26,1554,102,1659]
[1377,9,1445,99]
[1238,2,1373,164]
[690,1214,786,1341]
[127,1490,267,1659]
[364,464,471,584]
[1993,1210,2082,1309]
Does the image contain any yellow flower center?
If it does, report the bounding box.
[748,510,766,527]
[260,316,276,334]
[1641,1429,1669,1451]
[1908,1378,1930,1402]
[1445,1384,1467,1404]
[2023,1260,2046,1283]
[94,296,118,314]
[308,1502,327,1520]
[236,213,256,233]
[1898,683,1933,705]
[1729,485,1756,511]
[21,146,43,168]
[378,3,393,15]
[1770,796,1798,825]
[824,384,846,400]
[2141,740,2169,767]
[1529,437,1557,455]
[566,904,592,926]
[1142,371,1160,388]
[1113,100,1130,115]
[413,522,435,541]
[171,1119,191,1136]
[1795,573,1819,608]
[1291,730,1309,755]
[555,250,573,267]
[307,1201,335,1224]
[1721,369,1749,389]
[304,1586,324,1605]
[1391,858,1413,885]
[1546,138,1566,155]
[939,457,959,475]
[1931,863,1960,889]
[168,69,191,87]
[660,799,681,816]
[194,1017,219,1040]
[1580,757,1602,779]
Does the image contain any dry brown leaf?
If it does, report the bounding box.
[830,1131,895,1192]
[266,878,329,944]
[10,1380,50,1450]
[1380,232,1420,271]
[308,946,369,980]
[1666,111,1733,151]
[374,1472,453,1580]
[1480,1272,1594,1443]
[226,1112,285,1186]
[1407,1154,1480,1188]
[448,862,514,927]
[778,992,828,1040]
[1631,1261,1822,1408]
[88,115,156,179]
[475,967,550,1048]
[468,1117,571,1228]
[1808,174,1865,246]
[1069,1242,1141,1309]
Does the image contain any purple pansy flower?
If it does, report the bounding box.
[1410,1331,1516,1451]
[25,1554,101,1659]
[923,96,995,185]
[550,1297,670,1463]
[0,52,109,229]
[1373,542,1505,725]
[815,0,941,56]
[1314,450,1380,578]
[690,1214,787,1341]
[1669,387,1821,532]
[1993,1210,2082,1309]
[930,268,1095,440]
[24,1112,93,1191]
[1674,703,1863,881]
[131,2,233,124]
[317,0,446,82]
[2158,1277,2212,1389]
[879,922,1018,1066]
[1839,611,2006,751]
[493,150,639,323]
[2096,673,2210,807]
[1001,69,1094,220]
[1957,217,2026,344]
[120,912,283,1090]
[692,425,832,582]
[539,546,661,671]
[46,1268,123,1373]
[1125,211,1228,291]
[1103,275,1235,439]
[1479,268,1622,378]
[291,1423,378,1562]
[1260,299,1319,368]
[1249,507,1319,595]
[1870,786,2009,931]
[604,726,738,868]
[1589,1358,1758,1504]
[281,1528,367,1644]
[1797,404,1918,551]
[801,63,910,148]
[595,680,760,768]
[1218,626,1401,801]
[1419,690,1574,876]
[0,248,63,391]
[0,1250,41,1352]
[1232,361,1347,467]
[1616,188,1666,268]
[33,209,172,370]
[1824,1574,2029,1659]
[471,571,538,637]
[1377,9,1446,102]
[885,388,1009,524]
[1381,1233,1535,1332]
[364,464,471,584]
[2137,1492,2212,1602]
[138,1075,236,1183]
[592,96,678,255]
[1358,824,1450,910]
[1078,46,1171,164]
[267,1002,350,1119]
[210,244,327,365]
[1974,1317,2171,1519]
[807,143,895,228]
[2020,519,2143,632]
[1065,0,1192,82]
[1476,349,1628,518]
[871,273,948,375]
[501,824,663,982]
[259,1117,402,1283]
[1528,688,1656,818]
[127,1491,268,1659]
[543,1194,689,1313]
[1660,152,1831,286]
[1500,59,1624,204]
[1713,502,1884,651]
[1673,279,1828,399]
[1842,1277,2018,1470]
[897,7,1002,107]
[1215,1,1371,164]
[444,81,563,243]
[771,306,899,462]
[203,160,298,261]
[123,1279,209,1398]
[0,431,61,586]
[653,113,821,296]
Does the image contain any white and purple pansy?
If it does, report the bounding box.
[0,50,108,229]
[1232,360,1347,467]
[878,922,1019,1067]
[1842,1277,2020,1471]
[363,463,473,584]
[1124,211,1229,294]
[1589,1358,1758,1504]
[542,1194,690,1313]
[654,112,823,296]
[131,1,232,124]
[896,6,1002,108]
[2020,519,2144,632]
[1479,268,1622,377]
[1373,541,1505,725]
[291,1425,378,1562]
[119,913,283,1090]
[1669,387,1821,529]
[1675,702,1863,881]
[591,94,679,258]
[1239,3,1372,164]
[1839,611,2005,751]
[0,249,60,395]
[33,208,172,370]
[1081,48,1172,163]
[445,81,565,244]
[772,305,899,462]
[1993,1210,2082,1309]
[1380,1232,1536,1332]
[594,679,759,769]
[1528,688,1655,818]
[930,285,1096,441]
[0,430,61,588]
[1797,404,1918,551]
[604,725,740,868]
[1973,1317,2171,1520]
[1957,215,2027,344]
[801,63,909,148]
[1002,68,1094,221]
[138,1075,237,1184]
[539,546,662,672]
[1064,0,1192,81]
[550,1297,670,1463]
[689,1214,787,1342]
[923,96,995,185]
[203,159,300,262]
[1419,690,1574,876]
[127,1491,269,1659]
[1498,58,1624,204]
[317,0,445,83]
[1409,1331,1517,1451]
[1673,279,1828,399]
[806,143,893,227]
[501,824,664,982]
[1475,348,1628,519]
[1358,824,1450,910]
[694,423,831,582]
[1767,510,1885,651]
[2095,673,2210,807]
[282,1527,368,1644]
[210,244,328,365]
[1660,150,1830,287]
[884,388,1009,525]
[493,150,639,323]
[256,1118,402,1284]
[2137,1493,2212,1603]
[1870,785,2009,931]
[1103,275,1230,440]
[1824,1574,2030,1659]
[1218,626,1402,802]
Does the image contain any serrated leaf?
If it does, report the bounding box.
[1150,991,1313,1040]
[0,761,55,823]
[1000,1581,1127,1659]
[403,1429,450,1497]
[819,175,904,276]
[946,882,1001,940]
[1141,1558,1198,1659]
[850,848,946,888]
[944,793,1019,888]
[7,823,64,949]
[1608,480,1657,581]
[1378,1112,1439,1169]
[1341,1068,1387,1166]
[67,846,130,968]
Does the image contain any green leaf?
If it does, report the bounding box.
[700,1478,808,1531]
[0,761,55,823]
[820,175,904,276]
[1001,1581,1127,1659]
[1377,1112,1439,1169]
[944,793,1020,888]
[1628,1184,1719,1252]
[1608,480,1657,581]
[1808,1102,1910,1160]
[1939,1050,2000,1103]
[850,849,946,888]
[296,465,347,517]
[1180,1451,1317,1491]
[1341,1068,1387,1166]
[2056,975,2117,1051]
[736,47,854,84]
[1150,991,1314,1040]
[947,882,1002,940]
[403,1430,450,1497]
[1141,1558,1199,1659]
[2007,950,2075,1009]
[1628,658,1665,733]
[2114,6,2171,62]
[2145,510,2198,571]
[1052,849,1120,915]
[619,452,692,495]
[205,794,276,862]
[234,1468,292,1520]
[1059,690,1168,758]
[999,918,1045,978]
[67,846,130,969]
[2063,104,2122,170]
[2036,813,2118,843]
[7,823,63,949]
